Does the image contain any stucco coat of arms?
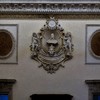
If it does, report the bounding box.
[30,18,74,74]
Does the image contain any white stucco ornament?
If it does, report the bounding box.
[48,19,56,30]
[30,17,74,74]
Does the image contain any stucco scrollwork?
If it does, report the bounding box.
[30,17,74,74]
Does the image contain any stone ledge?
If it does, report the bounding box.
[85,80,100,84]
[0,79,16,84]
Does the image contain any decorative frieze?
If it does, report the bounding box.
[0,2,100,14]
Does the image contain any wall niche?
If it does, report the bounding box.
[85,25,100,64]
[0,24,18,64]
[0,29,14,59]
[90,29,100,58]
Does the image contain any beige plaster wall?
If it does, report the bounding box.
[0,19,100,100]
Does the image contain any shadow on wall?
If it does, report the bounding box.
[30,94,73,100]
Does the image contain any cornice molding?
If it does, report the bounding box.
[0,1,100,15]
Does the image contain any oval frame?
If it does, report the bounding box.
[0,29,15,59]
[89,29,100,59]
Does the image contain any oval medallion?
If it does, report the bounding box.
[90,30,100,58]
[0,30,15,59]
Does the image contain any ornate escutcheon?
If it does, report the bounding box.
[30,17,74,74]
